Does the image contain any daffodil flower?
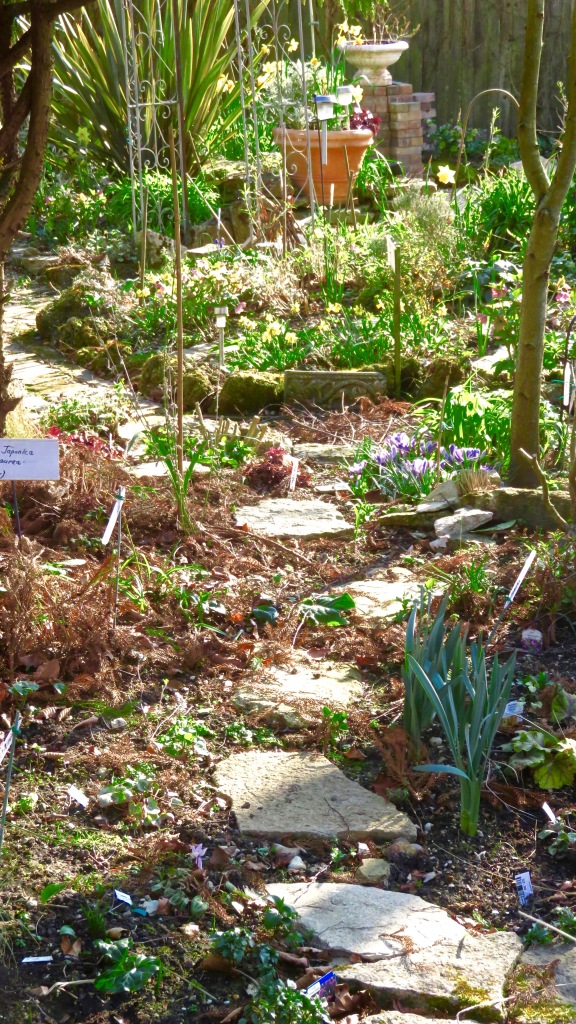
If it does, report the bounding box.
[287,38,299,52]
[437,165,456,185]
[326,302,342,313]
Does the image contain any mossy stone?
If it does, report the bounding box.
[74,346,108,372]
[36,283,100,340]
[376,355,422,396]
[219,370,284,415]
[139,353,212,410]
[58,317,108,351]
[417,356,466,399]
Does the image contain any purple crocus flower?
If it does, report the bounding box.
[411,457,431,476]
[375,449,392,466]
[388,431,412,453]
[349,460,367,476]
[462,448,482,460]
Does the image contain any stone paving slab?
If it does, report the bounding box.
[234,498,353,540]
[365,1015,480,1024]
[331,566,424,624]
[266,882,520,1022]
[235,659,362,712]
[521,943,576,1009]
[214,751,416,841]
[293,442,355,465]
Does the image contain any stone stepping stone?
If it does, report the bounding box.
[234,498,353,540]
[266,882,520,1021]
[232,658,363,729]
[292,442,354,466]
[127,461,211,480]
[365,1015,480,1024]
[331,566,424,625]
[214,751,416,841]
[521,943,576,1010]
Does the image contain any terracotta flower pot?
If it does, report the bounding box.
[344,40,409,85]
[273,126,373,205]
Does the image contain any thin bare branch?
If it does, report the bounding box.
[518,0,550,200]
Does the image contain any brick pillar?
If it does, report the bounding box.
[361,81,435,179]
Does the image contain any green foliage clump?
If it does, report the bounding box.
[42,382,130,435]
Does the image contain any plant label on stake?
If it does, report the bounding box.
[0,728,12,766]
[542,802,557,823]
[386,235,396,271]
[0,711,21,857]
[289,457,299,490]
[0,439,59,542]
[514,870,534,906]
[102,487,126,546]
[487,549,538,645]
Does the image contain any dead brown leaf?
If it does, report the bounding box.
[33,659,60,682]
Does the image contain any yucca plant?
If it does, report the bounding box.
[50,0,269,173]
[403,592,468,748]
[408,644,516,836]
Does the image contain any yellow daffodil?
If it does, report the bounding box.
[216,75,234,94]
[317,320,328,332]
[353,305,364,315]
[336,35,347,48]
[353,36,364,45]
[285,331,297,344]
[337,20,350,33]
[375,299,385,310]
[326,302,342,313]
[349,24,363,37]
[287,38,299,52]
[260,43,270,55]
[310,56,321,68]
[437,165,456,185]
[290,302,300,314]
[351,85,363,103]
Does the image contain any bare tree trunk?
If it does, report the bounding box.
[509,0,576,487]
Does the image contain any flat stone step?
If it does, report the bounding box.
[521,943,576,1011]
[330,566,424,624]
[266,882,520,1022]
[365,1015,480,1024]
[232,659,363,729]
[214,751,416,841]
[293,442,354,465]
[234,498,353,541]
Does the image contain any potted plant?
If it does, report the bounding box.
[257,51,375,204]
[336,1,416,85]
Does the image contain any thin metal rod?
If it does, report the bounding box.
[126,0,146,233]
[113,499,123,632]
[169,127,184,474]
[11,482,21,540]
[171,0,190,242]
[243,0,262,194]
[139,185,148,304]
[120,0,138,245]
[0,711,21,857]
[296,0,315,223]
[233,0,252,195]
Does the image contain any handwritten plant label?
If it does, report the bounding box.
[506,550,537,606]
[542,802,557,823]
[515,870,534,906]
[0,727,13,766]
[0,439,59,481]
[113,889,132,905]
[102,487,126,545]
[22,955,53,964]
[502,700,524,721]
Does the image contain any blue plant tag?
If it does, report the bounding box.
[305,971,337,999]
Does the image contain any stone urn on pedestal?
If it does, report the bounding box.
[344,39,409,85]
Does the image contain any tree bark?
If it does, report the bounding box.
[509,0,576,487]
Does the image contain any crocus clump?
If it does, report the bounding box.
[348,432,489,499]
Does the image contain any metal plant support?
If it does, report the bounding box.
[232,0,318,234]
[120,0,189,241]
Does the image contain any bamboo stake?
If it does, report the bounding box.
[169,127,184,475]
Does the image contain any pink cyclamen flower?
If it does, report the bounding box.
[490,286,508,300]
[190,843,208,869]
[554,290,571,305]
[234,301,246,314]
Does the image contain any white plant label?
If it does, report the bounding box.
[386,235,396,271]
[515,870,534,906]
[0,439,59,481]
[22,955,53,964]
[102,487,126,545]
[563,362,572,407]
[67,785,89,808]
[0,728,13,766]
[289,458,299,491]
[542,802,557,823]
[114,889,132,905]
[507,550,537,605]
[502,700,524,720]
